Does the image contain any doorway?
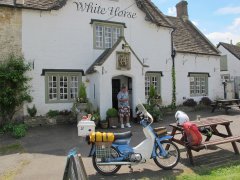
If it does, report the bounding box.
[112,76,132,111]
[112,79,121,109]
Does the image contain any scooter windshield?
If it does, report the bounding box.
[136,104,153,124]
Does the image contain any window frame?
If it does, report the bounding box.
[145,72,162,99]
[189,73,209,97]
[220,55,228,71]
[93,22,124,49]
[45,72,82,103]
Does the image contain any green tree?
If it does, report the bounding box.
[236,42,240,47]
[0,54,32,125]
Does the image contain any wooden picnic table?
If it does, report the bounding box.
[211,99,240,113]
[169,118,240,165]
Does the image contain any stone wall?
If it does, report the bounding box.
[0,6,22,61]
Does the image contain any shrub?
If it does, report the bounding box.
[183,98,197,107]
[27,105,37,117]
[199,97,212,106]
[106,108,118,118]
[0,54,32,125]
[12,124,28,139]
[142,104,163,122]
[59,109,71,116]
[77,83,87,103]
[3,123,14,133]
[47,110,59,118]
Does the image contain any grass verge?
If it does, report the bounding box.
[176,162,240,180]
[0,143,25,155]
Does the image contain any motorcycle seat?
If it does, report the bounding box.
[114,131,132,140]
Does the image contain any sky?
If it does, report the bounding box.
[152,0,240,45]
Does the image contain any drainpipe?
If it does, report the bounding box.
[171,28,176,107]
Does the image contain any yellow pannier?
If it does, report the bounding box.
[89,132,114,143]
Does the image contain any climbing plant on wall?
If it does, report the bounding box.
[0,54,32,125]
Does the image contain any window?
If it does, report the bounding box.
[145,72,161,98]
[189,73,208,97]
[94,23,123,49]
[220,55,228,71]
[45,72,82,103]
[221,74,230,82]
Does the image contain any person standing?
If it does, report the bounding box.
[117,85,131,128]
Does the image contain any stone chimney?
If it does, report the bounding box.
[176,0,188,21]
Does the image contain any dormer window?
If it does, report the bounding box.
[91,19,125,49]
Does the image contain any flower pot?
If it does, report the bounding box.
[100,121,108,129]
[108,117,119,128]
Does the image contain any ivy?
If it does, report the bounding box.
[171,64,176,109]
[0,54,32,125]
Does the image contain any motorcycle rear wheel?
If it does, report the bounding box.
[153,140,180,170]
[92,146,121,176]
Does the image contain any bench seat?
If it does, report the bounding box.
[191,135,240,151]
[225,105,240,109]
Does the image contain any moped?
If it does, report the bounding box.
[87,103,180,175]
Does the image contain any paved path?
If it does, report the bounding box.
[0,109,240,179]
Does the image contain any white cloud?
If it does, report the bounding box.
[206,32,240,45]
[216,6,240,15]
[229,18,240,30]
[206,17,240,45]
[167,6,176,16]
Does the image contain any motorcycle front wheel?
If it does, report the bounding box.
[153,140,180,170]
[92,146,121,176]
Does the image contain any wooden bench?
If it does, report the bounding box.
[185,135,240,165]
[191,135,240,151]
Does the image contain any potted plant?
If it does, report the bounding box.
[100,120,108,129]
[76,83,88,112]
[148,84,162,106]
[91,111,100,127]
[106,108,119,128]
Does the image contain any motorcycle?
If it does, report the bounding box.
[86,103,180,176]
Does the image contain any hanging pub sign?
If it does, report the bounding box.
[116,52,131,70]
[73,1,137,19]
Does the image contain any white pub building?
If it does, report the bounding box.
[0,0,223,118]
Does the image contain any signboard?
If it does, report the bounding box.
[73,1,137,19]
[116,52,131,70]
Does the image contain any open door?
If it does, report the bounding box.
[112,79,120,109]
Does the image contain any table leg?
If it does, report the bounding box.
[211,105,216,113]
[186,146,194,165]
[225,124,239,154]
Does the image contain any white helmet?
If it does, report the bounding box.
[175,111,189,125]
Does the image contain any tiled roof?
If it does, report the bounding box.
[0,0,172,28]
[136,0,172,28]
[0,0,67,10]
[0,0,14,6]
[217,42,240,60]
[167,16,219,56]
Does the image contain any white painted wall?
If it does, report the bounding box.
[22,0,172,116]
[21,0,222,117]
[94,39,146,118]
[218,45,240,77]
[175,53,223,104]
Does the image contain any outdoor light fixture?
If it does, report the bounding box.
[122,43,130,52]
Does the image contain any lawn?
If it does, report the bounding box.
[0,143,25,155]
[177,162,240,180]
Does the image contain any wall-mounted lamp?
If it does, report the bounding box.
[85,78,90,83]
[122,43,130,52]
